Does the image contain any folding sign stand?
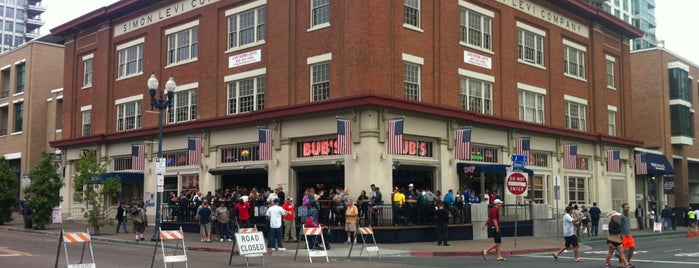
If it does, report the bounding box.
[347,226,380,259]
[294,225,328,263]
[54,229,96,268]
[150,227,188,268]
[228,225,265,267]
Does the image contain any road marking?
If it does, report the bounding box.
[0,247,30,256]
[665,248,682,253]
[583,250,647,255]
[521,254,699,265]
[675,252,699,257]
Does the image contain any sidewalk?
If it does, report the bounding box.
[1,212,684,258]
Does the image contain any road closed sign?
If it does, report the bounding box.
[235,232,267,255]
[506,172,528,196]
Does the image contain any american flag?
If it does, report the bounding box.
[635,153,647,175]
[131,145,145,170]
[336,119,352,155]
[187,137,203,165]
[454,128,472,160]
[515,137,531,165]
[563,144,578,169]
[259,129,273,160]
[387,119,404,155]
[607,149,621,172]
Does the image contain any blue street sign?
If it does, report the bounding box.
[511,154,528,163]
[513,161,525,170]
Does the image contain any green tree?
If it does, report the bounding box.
[25,151,63,229]
[73,151,121,235]
[0,156,18,224]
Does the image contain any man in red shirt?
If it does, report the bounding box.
[481,199,506,261]
[235,197,251,228]
[282,197,297,242]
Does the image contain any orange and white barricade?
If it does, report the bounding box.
[294,224,329,263]
[228,225,265,267]
[151,227,188,268]
[55,229,96,268]
[348,225,380,259]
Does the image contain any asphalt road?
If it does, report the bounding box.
[2,230,698,267]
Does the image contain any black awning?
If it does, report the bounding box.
[209,165,267,176]
[457,163,534,177]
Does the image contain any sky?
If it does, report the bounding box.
[40,0,699,64]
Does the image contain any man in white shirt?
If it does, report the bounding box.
[552,206,584,262]
[266,198,287,251]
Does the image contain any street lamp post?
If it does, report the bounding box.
[147,73,176,241]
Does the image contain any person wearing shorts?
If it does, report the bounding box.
[553,206,584,262]
[606,212,630,268]
[620,203,636,267]
[481,199,506,261]
[344,199,358,244]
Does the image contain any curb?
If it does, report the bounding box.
[410,247,560,257]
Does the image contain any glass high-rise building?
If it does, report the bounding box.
[0,0,45,53]
[598,0,657,50]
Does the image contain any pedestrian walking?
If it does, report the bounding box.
[589,202,601,236]
[605,211,630,268]
[661,205,671,230]
[128,203,146,241]
[197,200,213,242]
[481,199,506,261]
[282,197,297,242]
[115,202,128,233]
[552,206,584,262]
[635,204,644,230]
[620,203,636,267]
[434,201,450,246]
[266,198,287,251]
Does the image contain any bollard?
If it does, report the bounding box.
[687,230,693,238]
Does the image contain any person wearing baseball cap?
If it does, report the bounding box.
[265,197,287,251]
[482,198,505,261]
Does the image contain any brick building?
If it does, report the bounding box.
[632,47,699,209]
[50,0,642,228]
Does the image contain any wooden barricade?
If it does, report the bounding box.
[55,229,96,268]
[228,225,265,267]
[294,224,328,263]
[348,225,380,259]
[151,227,188,268]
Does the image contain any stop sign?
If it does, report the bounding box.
[506,172,528,196]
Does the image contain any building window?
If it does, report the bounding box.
[470,145,498,163]
[83,54,93,88]
[530,152,548,167]
[1,68,9,98]
[611,179,625,210]
[116,101,142,131]
[669,65,692,102]
[0,106,7,135]
[670,105,694,138]
[311,0,330,27]
[82,110,91,137]
[563,41,586,79]
[13,101,22,133]
[166,22,198,65]
[568,177,586,204]
[459,3,492,51]
[606,55,616,89]
[404,0,420,29]
[227,2,265,50]
[15,62,24,94]
[608,108,617,136]
[577,156,590,171]
[404,63,421,101]
[311,62,330,101]
[167,89,197,124]
[222,146,260,163]
[460,76,492,115]
[565,100,587,131]
[517,23,545,67]
[116,39,144,78]
[519,89,545,124]
[527,175,546,204]
[227,76,265,115]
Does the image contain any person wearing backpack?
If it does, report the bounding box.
[128,203,146,241]
[605,211,630,268]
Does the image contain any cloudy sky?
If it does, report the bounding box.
[41,0,698,64]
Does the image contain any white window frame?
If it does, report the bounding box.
[309,0,330,31]
[226,0,266,52]
[518,83,546,124]
[166,82,198,124]
[403,53,423,101]
[81,105,91,137]
[606,55,616,89]
[458,68,493,115]
[307,53,332,102]
[517,22,545,68]
[567,176,588,204]
[608,105,617,136]
[565,95,588,131]
[459,0,493,53]
[82,53,93,88]
[403,0,422,31]
[115,95,143,132]
[225,68,266,115]
[116,37,144,80]
[563,39,586,80]
[165,20,199,67]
